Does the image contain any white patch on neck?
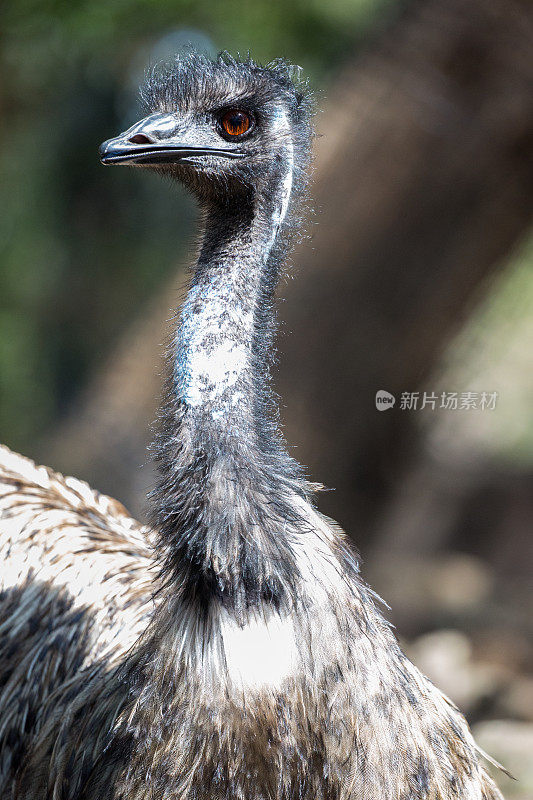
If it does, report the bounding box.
[183,341,248,407]
[178,281,254,410]
[278,150,294,226]
[217,606,299,693]
[268,108,294,249]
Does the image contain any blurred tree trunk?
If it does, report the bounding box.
[277,0,533,548]
[42,0,533,545]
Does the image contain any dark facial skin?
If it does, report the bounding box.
[100,53,309,203]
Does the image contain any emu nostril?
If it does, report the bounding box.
[129,133,153,145]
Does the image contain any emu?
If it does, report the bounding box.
[0,53,503,800]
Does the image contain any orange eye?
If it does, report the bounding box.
[220,109,252,137]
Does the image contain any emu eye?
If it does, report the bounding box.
[220,109,252,137]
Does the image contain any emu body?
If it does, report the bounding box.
[0,53,503,799]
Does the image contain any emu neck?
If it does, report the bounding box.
[175,197,278,432]
[155,168,305,614]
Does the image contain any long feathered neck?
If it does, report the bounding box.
[153,159,308,619]
[176,193,282,429]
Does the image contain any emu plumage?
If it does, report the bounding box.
[0,53,503,799]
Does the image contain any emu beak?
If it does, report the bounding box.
[99,112,245,166]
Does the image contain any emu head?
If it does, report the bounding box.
[100,52,312,205]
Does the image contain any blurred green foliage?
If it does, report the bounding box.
[0,0,395,450]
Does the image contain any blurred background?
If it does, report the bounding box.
[1,0,532,793]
